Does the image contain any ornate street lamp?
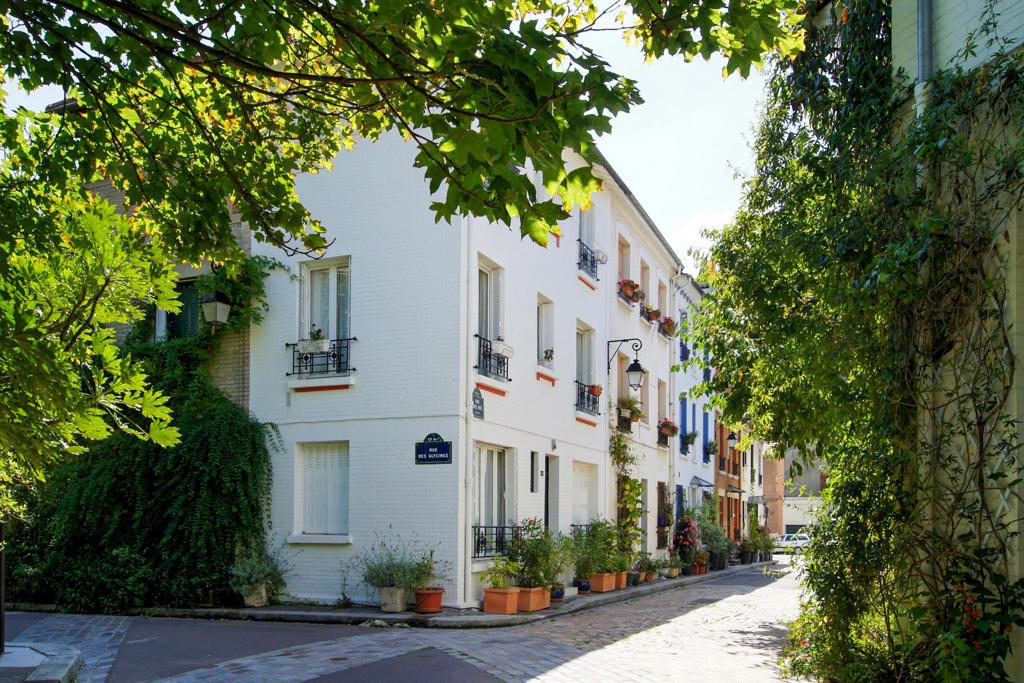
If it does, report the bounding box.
[607,338,645,390]
[727,431,739,449]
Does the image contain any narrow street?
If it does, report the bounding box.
[7,560,799,682]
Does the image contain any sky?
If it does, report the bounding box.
[582,32,768,270]
[3,30,768,273]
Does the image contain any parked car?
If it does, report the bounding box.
[775,533,811,553]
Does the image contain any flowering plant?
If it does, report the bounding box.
[658,418,679,436]
[306,324,325,341]
[674,513,700,564]
[618,279,640,291]
[659,316,676,334]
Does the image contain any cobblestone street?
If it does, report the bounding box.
[9,562,799,681]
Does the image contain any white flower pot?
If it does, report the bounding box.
[298,339,331,354]
[492,341,513,358]
[378,586,407,613]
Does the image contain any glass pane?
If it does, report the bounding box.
[336,267,350,339]
[309,269,330,340]
[576,331,585,382]
[168,281,199,339]
[478,270,489,338]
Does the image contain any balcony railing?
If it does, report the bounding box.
[475,335,509,381]
[577,240,599,280]
[703,368,712,383]
[472,525,520,559]
[656,528,669,548]
[719,455,727,471]
[288,338,356,378]
[617,411,633,433]
[732,463,740,476]
[680,342,690,362]
[575,381,601,415]
[570,523,592,537]
[657,432,669,448]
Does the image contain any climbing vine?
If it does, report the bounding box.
[693,2,1024,680]
[6,256,283,612]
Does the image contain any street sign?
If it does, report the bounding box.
[472,387,484,419]
[415,433,452,465]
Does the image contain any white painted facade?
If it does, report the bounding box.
[245,133,683,606]
[671,274,717,515]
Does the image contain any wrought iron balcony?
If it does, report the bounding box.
[657,432,669,448]
[287,338,355,378]
[732,462,740,476]
[719,455,727,471]
[656,529,669,549]
[680,342,690,362]
[577,240,599,280]
[474,335,509,381]
[575,380,601,415]
[617,412,633,433]
[570,523,592,537]
[472,525,520,559]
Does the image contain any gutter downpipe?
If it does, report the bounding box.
[916,0,933,116]
[463,214,475,609]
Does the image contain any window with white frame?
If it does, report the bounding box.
[476,445,507,526]
[295,441,349,536]
[537,295,554,367]
[575,325,594,384]
[304,258,351,342]
[478,256,504,341]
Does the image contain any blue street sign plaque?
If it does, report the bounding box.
[415,433,452,465]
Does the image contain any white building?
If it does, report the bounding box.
[242,134,684,606]
[671,273,717,515]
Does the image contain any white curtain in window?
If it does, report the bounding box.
[303,442,349,534]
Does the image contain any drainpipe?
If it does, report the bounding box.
[462,214,475,609]
[916,0,933,116]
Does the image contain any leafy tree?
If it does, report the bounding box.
[0,0,804,487]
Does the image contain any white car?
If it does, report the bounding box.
[775,533,811,553]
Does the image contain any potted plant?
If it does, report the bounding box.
[659,316,676,336]
[583,520,618,592]
[228,549,284,608]
[739,538,756,564]
[547,532,573,603]
[358,534,424,613]
[674,511,700,569]
[571,523,599,594]
[667,558,681,578]
[613,553,630,589]
[681,431,698,446]
[704,440,719,458]
[505,519,556,612]
[298,324,330,353]
[481,556,521,614]
[658,419,679,437]
[644,306,661,322]
[412,550,451,613]
[588,384,603,397]
[492,335,514,358]
[618,395,644,423]
[693,550,709,574]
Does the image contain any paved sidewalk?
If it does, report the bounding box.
[7,562,799,681]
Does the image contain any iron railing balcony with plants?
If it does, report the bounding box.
[287,338,356,378]
[472,525,520,559]
[575,380,601,415]
[657,431,669,448]
[577,239,599,280]
[570,523,592,537]
[474,334,510,381]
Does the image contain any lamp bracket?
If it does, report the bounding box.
[607,338,643,371]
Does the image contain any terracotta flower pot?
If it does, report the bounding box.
[483,587,520,614]
[517,586,550,612]
[414,588,444,614]
[591,572,616,593]
[589,385,603,396]
[615,571,627,589]
[620,283,636,298]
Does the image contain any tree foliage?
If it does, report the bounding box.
[0,0,804,476]
[692,1,1024,679]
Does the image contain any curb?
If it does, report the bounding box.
[1,642,82,683]
[10,561,778,630]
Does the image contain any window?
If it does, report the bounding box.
[617,235,630,282]
[680,397,688,454]
[304,259,350,341]
[296,442,349,536]
[640,368,649,424]
[658,281,667,315]
[478,256,504,341]
[577,211,599,278]
[537,295,554,367]
[657,379,666,423]
[640,260,650,300]
[530,452,539,493]
[156,280,200,341]
[477,446,507,526]
[575,326,594,384]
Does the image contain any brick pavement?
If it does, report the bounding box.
[153,565,798,682]
[11,614,130,682]
[8,563,798,681]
